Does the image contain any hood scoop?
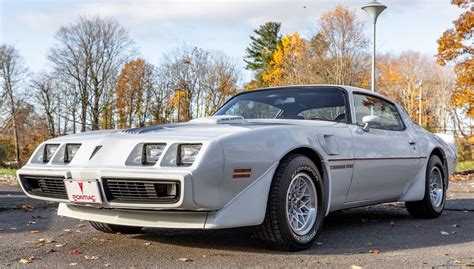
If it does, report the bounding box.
[189,116,245,125]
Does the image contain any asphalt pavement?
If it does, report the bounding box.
[0,178,473,268]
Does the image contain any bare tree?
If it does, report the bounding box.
[202,52,239,115]
[32,73,58,137]
[159,46,240,121]
[0,44,28,166]
[377,51,455,131]
[48,16,134,131]
[316,6,370,86]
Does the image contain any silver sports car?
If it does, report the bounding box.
[17,85,457,251]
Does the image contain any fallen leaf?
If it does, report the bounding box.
[22,204,33,212]
[389,220,395,229]
[37,238,56,246]
[351,265,363,269]
[19,259,30,264]
[55,243,67,247]
[69,250,82,255]
[84,255,99,260]
[28,256,36,261]
[369,249,381,254]
[30,230,40,234]
[440,231,449,235]
[144,242,152,246]
[178,257,193,262]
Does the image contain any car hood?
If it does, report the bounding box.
[49,116,338,143]
[26,116,338,168]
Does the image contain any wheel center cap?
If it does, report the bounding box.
[293,199,301,208]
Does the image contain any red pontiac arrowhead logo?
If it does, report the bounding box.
[78,182,84,194]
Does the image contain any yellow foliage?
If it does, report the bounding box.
[437,1,473,117]
[262,32,306,86]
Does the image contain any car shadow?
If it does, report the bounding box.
[132,199,474,254]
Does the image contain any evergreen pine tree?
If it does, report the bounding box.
[244,22,281,74]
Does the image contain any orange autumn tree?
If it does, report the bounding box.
[437,0,473,118]
[115,59,155,128]
[262,32,307,86]
[171,89,190,122]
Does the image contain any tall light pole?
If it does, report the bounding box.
[418,80,423,126]
[362,1,386,92]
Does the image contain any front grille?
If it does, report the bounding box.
[103,178,180,203]
[20,175,67,199]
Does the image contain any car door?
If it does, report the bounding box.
[345,93,421,203]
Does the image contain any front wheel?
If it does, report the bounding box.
[256,154,324,251]
[406,155,446,218]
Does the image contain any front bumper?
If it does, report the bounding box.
[18,162,279,229]
[17,167,207,211]
[58,203,209,229]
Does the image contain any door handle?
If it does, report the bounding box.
[408,140,416,145]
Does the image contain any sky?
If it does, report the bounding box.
[0,0,463,78]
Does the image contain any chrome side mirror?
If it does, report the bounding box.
[362,115,381,132]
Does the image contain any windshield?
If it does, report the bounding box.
[214,87,348,122]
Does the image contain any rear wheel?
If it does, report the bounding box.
[256,154,324,251]
[89,221,143,234]
[406,155,446,219]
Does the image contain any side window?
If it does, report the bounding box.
[353,94,404,131]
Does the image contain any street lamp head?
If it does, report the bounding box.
[362,1,387,24]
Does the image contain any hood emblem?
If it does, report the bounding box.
[89,145,103,160]
[78,182,84,194]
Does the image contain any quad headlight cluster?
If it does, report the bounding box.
[42,143,81,163]
[141,143,202,166]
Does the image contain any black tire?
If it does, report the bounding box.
[89,221,143,234]
[406,155,446,219]
[256,154,325,251]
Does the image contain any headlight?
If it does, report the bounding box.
[142,143,166,165]
[65,144,81,163]
[177,144,202,166]
[43,144,59,163]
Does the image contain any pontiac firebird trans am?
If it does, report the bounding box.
[17,85,457,251]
